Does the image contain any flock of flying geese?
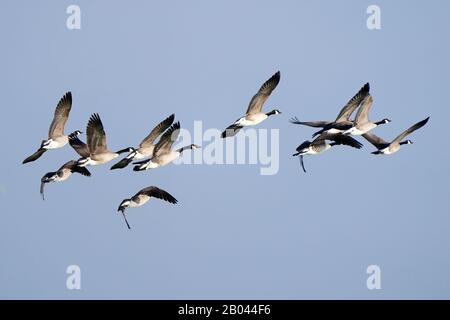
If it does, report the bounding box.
[22,71,430,229]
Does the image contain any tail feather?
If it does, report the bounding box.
[221,124,243,138]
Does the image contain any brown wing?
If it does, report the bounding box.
[140,114,175,148]
[289,117,331,128]
[138,186,178,204]
[86,113,108,155]
[354,94,373,124]
[153,122,180,157]
[362,132,389,149]
[48,92,72,138]
[335,83,370,122]
[315,132,363,149]
[245,71,280,115]
[68,133,90,157]
[392,117,430,144]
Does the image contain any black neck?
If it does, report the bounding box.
[116,147,132,154]
[178,145,193,153]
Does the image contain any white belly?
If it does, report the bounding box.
[237,113,268,126]
[130,198,150,208]
[142,161,160,170]
[56,174,71,182]
[43,139,68,149]
[133,151,147,160]
[381,145,399,155]
[158,152,180,166]
[326,128,344,134]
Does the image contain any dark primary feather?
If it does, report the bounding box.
[289,117,331,128]
[392,117,430,143]
[140,113,175,147]
[69,133,90,157]
[70,164,91,177]
[324,133,363,149]
[153,121,181,156]
[334,83,370,122]
[86,113,108,155]
[245,71,281,115]
[139,186,178,204]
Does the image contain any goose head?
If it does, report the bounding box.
[116,147,135,155]
[118,199,131,214]
[69,130,83,139]
[400,139,413,145]
[293,141,311,156]
[266,109,282,116]
[375,118,391,126]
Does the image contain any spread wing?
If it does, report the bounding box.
[140,114,175,148]
[392,117,430,144]
[138,186,178,204]
[354,94,373,125]
[315,132,363,149]
[245,71,280,115]
[48,92,72,139]
[61,160,92,177]
[335,83,370,122]
[68,133,90,157]
[86,113,108,155]
[289,117,330,128]
[153,122,180,157]
[362,132,389,149]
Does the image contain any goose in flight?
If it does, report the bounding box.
[221,71,281,138]
[110,114,175,170]
[77,113,133,167]
[133,122,200,171]
[117,186,178,229]
[292,133,363,172]
[290,83,370,137]
[340,94,391,136]
[362,117,429,155]
[40,160,91,200]
[23,92,78,164]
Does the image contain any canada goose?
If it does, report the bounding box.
[292,133,363,172]
[110,114,175,170]
[40,160,91,200]
[221,71,281,138]
[77,113,133,167]
[23,92,78,164]
[290,83,370,137]
[117,186,178,229]
[133,122,200,171]
[335,94,391,136]
[362,117,429,155]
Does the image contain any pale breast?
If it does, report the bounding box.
[245,113,268,125]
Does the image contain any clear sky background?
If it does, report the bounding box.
[1,0,449,299]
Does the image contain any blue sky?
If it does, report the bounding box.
[1,0,449,299]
